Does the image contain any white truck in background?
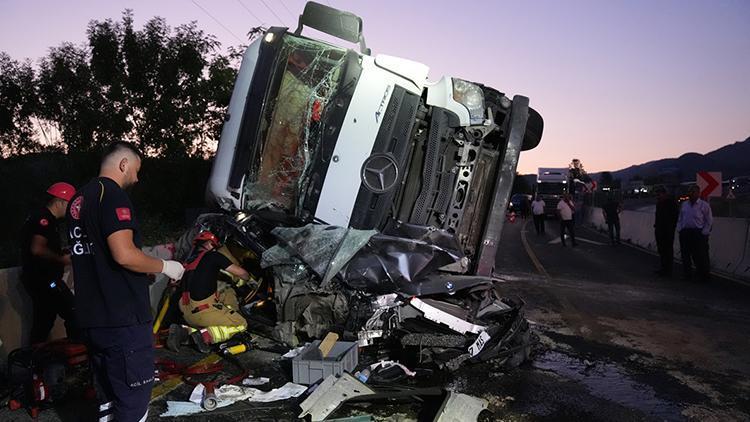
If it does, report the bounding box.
[536,167,569,216]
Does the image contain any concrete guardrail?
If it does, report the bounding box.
[583,206,750,282]
[0,244,174,363]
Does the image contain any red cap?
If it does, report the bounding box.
[47,182,76,202]
[193,231,220,248]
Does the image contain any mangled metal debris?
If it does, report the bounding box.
[434,392,489,422]
[297,372,489,421]
[298,373,376,421]
[174,212,531,371]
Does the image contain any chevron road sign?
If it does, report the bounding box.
[697,171,721,198]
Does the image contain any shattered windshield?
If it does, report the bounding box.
[244,34,347,213]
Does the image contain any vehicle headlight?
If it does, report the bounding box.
[452,79,485,124]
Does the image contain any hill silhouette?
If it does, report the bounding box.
[596,136,750,183]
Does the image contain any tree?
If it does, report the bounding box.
[599,171,614,188]
[5,10,242,158]
[36,43,107,153]
[87,17,133,144]
[110,11,235,158]
[0,53,40,155]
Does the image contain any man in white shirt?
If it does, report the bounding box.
[677,185,713,281]
[531,195,546,235]
[556,193,577,247]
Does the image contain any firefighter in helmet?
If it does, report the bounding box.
[167,230,250,352]
[20,182,78,344]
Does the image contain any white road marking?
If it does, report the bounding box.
[520,220,550,279]
[548,235,607,246]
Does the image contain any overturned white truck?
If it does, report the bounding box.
[194,1,544,369]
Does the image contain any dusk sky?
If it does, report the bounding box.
[1,0,748,174]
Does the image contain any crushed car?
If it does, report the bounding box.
[170,1,544,371]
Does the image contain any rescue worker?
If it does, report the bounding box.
[167,231,250,353]
[20,182,78,344]
[67,141,185,422]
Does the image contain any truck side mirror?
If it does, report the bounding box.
[295,1,370,55]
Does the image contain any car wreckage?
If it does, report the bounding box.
[171,1,544,371]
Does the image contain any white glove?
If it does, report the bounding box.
[161,259,185,280]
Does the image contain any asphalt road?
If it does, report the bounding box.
[4,217,750,421]
[489,216,750,421]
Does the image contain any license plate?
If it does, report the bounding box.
[468,331,491,357]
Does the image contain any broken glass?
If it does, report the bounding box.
[243,35,347,214]
[269,224,376,286]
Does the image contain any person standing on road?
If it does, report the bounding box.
[602,195,622,245]
[67,141,185,422]
[557,193,578,247]
[531,194,546,235]
[654,186,679,277]
[677,185,713,281]
[520,195,531,220]
[20,182,78,344]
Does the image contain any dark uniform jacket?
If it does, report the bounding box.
[182,250,232,301]
[20,207,64,287]
[66,177,151,328]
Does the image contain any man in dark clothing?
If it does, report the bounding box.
[20,182,77,344]
[654,187,679,276]
[67,141,185,422]
[520,195,531,220]
[602,196,622,245]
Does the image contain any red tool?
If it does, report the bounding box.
[6,339,90,418]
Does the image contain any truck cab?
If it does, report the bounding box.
[536,167,569,217]
[208,1,543,275]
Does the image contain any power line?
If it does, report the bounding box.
[191,0,244,43]
[294,0,332,8]
[278,0,297,20]
[236,0,265,26]
[257,0,288,26]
